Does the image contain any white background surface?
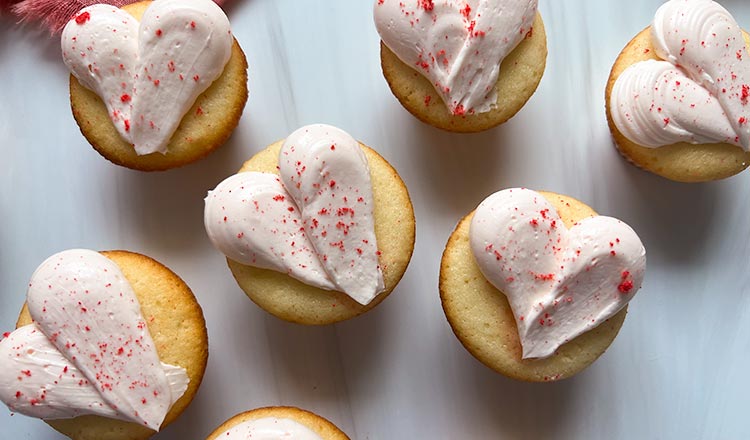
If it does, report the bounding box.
[2,1,750,439]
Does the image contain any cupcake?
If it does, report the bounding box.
[206,407,350,440]
[606,0,750,182]
[62,0,248,171]
[374,0,547,132]
[0,249,208,439]
[440,188,646,381]
[204,124,415,325]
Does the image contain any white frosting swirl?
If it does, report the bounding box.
[374,0,538,115]
[0,250,188,429]
[217,417,323,440]
[611,0,750,150]
[205,124,384,306]
[62,0,233,155]
[469,189,646,359]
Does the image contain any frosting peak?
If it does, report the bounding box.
[374,0,538,115]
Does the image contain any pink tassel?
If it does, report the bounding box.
[11,0,226,34]
[0,0,20,14]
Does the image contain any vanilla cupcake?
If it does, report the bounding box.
[0,249,208,439]
[374,0,547,132]
[606,0,750,182]
[204,124,415,325]
[62,0,248,171]
[206,407,350,440]
[440,189,646,381]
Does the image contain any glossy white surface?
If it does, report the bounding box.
[1,1,749,438]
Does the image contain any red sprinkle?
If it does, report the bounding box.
[535,273,555,281]
[417,0,434,11]
[155,29,162,37]
[120,94,131,103]
[75,12,90,25]
[618,280,634,293]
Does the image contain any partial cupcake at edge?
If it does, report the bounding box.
[0,249,208,439]
[206,406,350,440]
[606,0,750,182]
[374,0,547,132]
[204,124,416,325]
[440,188,647,382]
[62,0,249,171]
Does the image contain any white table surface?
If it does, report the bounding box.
[2,1,750,439]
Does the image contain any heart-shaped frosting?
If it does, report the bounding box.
[0,250,188,430]
[205,124,385,306]
[374,0,538,115]
[469,189,646,359]
[611,0,750,150]
[61,0,233,155]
